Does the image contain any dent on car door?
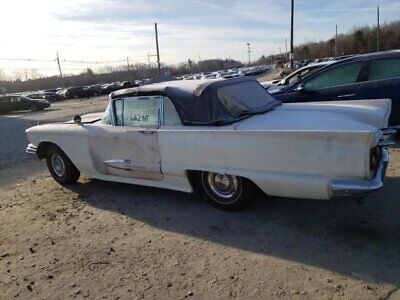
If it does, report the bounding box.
[291,61,364,102]
[88,96,163,181]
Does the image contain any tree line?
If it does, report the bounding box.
[0,58,243,93]
[264,20,400,63]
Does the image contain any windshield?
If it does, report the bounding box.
[279,65,323,86]
[101,103,112,124]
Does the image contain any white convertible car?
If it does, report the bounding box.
[26,77,396,210]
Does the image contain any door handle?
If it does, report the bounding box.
[139,130,155,135]
[104,159,132,171]
[337,93,356,99]
[124,130,155,135]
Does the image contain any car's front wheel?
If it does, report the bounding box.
[46,145,80,185]
[201,172,249,211]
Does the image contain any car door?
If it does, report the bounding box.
[0,97,11,113]
[9,96,26,111]
[288,61,364,103]
[87,95,163,181]
[361,56,400,126]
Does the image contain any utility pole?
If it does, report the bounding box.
[335,24,338,57]
[56,51,64,88]
[279,46,282,61]
[247,43,251,66]
[126,57,130,71]
[285,39,288,63]
[377,6,380,52]
[290,0,294,69]
[155,23,161,76]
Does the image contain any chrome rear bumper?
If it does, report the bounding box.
[26,143,38,155]
[330,148,388,199]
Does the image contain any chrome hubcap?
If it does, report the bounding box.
[51,154,66,177]
[207,172,238,199]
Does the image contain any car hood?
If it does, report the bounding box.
[236,99,391,132]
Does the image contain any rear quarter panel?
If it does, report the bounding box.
[158,128,376,199]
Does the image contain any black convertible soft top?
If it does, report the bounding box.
[111,77,281,126]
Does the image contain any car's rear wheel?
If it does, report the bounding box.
[201,172,249,211]
[46,145,80,185]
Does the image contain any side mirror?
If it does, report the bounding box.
[73,115,82,125]
[294,84,305,92]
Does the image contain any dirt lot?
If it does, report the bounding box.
[0,98,400,299]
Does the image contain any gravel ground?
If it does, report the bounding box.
[0,96,400,299]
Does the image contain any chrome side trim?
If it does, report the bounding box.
[379,127,398,147]
[330,148,388,198]
[378,140,395,147]
[381,128,397,136]
[26,143,38,155]
[103,159,158,172]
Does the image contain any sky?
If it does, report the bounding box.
[0,0,399,78]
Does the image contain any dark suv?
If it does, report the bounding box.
[271,50,400,126]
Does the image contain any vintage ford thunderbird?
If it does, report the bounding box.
[26,77,396,210]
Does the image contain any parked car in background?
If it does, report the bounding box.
[201,72,220,79]
[270,50,400,126]
[25,77,395,211]
[86,84,102,96]
[43,88,63,93]
[57,86,94,99]
[220,70,241,79]
[0,95,50,113]
[261,61,333,91]
[119,81,139,89]
[100,83,122,95]
[24,92,64,102]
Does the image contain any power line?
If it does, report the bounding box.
[61,59,126,64]
[0,57,55,62]
[0,57,138,65]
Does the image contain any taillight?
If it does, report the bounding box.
[369,146,381,172]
